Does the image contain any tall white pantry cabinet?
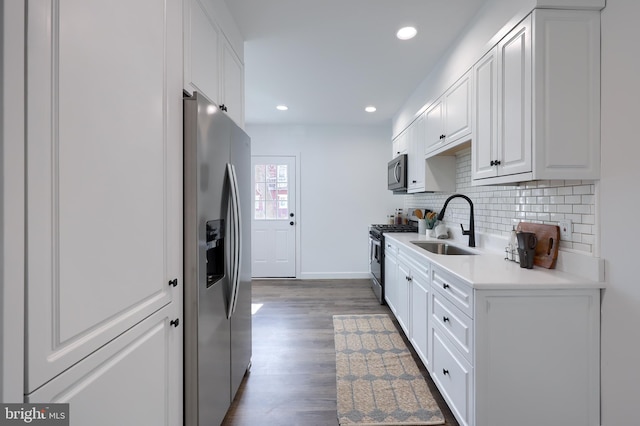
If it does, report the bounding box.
[13,0,183,424]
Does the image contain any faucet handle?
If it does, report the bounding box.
[460,223,470,235]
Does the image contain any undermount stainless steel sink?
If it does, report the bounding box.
[411,241,477,256]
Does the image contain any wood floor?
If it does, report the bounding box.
[221,279,459,426]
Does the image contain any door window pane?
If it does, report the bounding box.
[255,163,289,220]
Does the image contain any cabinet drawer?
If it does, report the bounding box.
[432,267,473,317]
[432,328,473,426]
[431,291,473,363]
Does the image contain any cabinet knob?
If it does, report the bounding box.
[412,180,417,183]
[495,160,501,165]
[443,316,450,323]
[443,369,450,376]
[170,318,180,328]
[442,283,450,290]
[490,160,495,166]
[168,278,178,287]
[219,104,228,112]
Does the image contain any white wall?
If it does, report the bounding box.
[247,124,398,278]
[600,1,640,424]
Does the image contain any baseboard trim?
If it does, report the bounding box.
[299,272,372,280]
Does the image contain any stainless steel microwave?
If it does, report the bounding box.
[388,154,408,192]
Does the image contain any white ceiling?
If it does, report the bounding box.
[224,0,488,126]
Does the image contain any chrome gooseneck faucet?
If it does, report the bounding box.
[436,194,475,247]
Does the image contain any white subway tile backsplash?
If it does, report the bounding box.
[404,148,597,255]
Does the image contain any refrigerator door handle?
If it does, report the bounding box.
[226,163,241,318]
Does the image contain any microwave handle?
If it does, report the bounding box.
[394,162,401,183]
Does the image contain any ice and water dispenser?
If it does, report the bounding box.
[206,219,224,286]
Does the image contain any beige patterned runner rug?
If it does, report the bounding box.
[333,314,445,426]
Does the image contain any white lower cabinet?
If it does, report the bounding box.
[410,271,430,372]
[389,247,432,371]
[383,241,399,314]
[396,260,411,335]
[431,327,473,426]
[384,237,601,426]
[474,289,600,426]
[27,308,179,425]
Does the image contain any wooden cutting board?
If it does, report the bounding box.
[516,222,561,269]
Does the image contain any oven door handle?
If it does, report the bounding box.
[371,237,381,262]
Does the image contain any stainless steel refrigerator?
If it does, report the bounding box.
[183,92,252,426]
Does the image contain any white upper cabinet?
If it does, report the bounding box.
[472,47,499,181]
[407,114,426,192]
[184,0,245,127]
[392,129,408,158]
[184,0,221,103]
[425,71,472,157]
[222,41,245,127]
[424,98,445,154]
[444,73,473,147]
[472,9,601,185]
[473,16,532,182]
[399,111,455,194]
[25,1,182,420]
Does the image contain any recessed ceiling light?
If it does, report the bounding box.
[365,106,377,113]
[276,105,288,111]
[396,26,417,40]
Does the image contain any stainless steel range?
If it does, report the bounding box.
[369,223,418,304]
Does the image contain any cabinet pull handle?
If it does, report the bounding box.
[443,316,450,323]
[443,283,450,289]
[443,369,450,376]
[170,318,180,328]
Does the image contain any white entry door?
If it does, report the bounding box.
[251,156,296,277]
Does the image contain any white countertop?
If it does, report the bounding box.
[385,232,605,290]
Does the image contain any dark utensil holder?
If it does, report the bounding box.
[518,248,535,269]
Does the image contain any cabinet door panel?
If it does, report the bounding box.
[222,41,245,127]
[184,0,221,102]
[424,99,444,154]
[498,16,532,176]
[384,249,398,314]
[407,115,426,192]
[396,261,411,335]
[472,48,499,180]
[410,277,430,371]
[27,310,177,426]
[26,0,179,393]
[444,73,472,144]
